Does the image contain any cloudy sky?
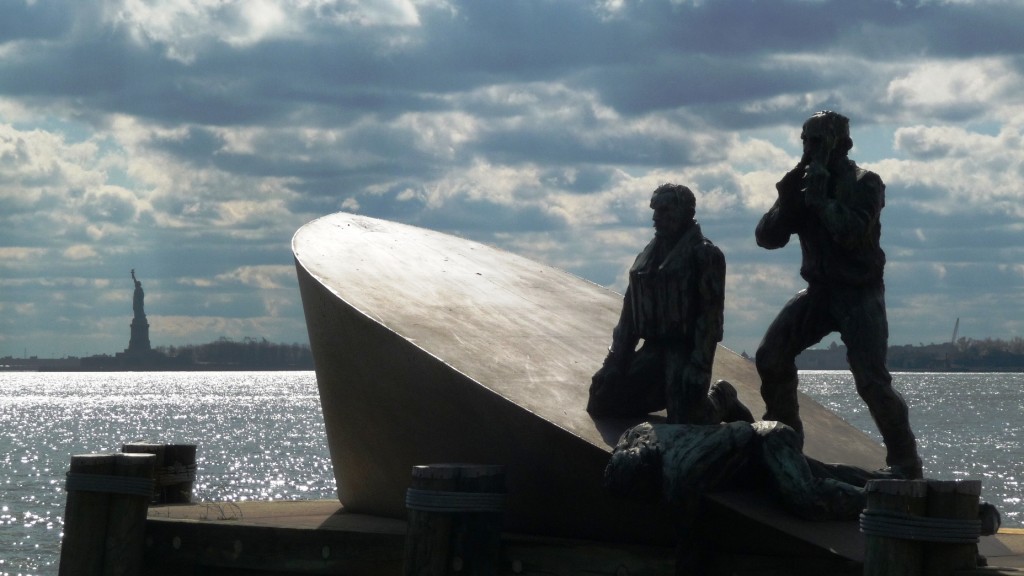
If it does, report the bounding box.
[1,0,1022,360]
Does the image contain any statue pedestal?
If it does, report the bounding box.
[128,315,151,353]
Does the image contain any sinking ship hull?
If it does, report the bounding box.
[292,212,885,548]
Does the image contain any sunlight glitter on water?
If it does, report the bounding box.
[2,370,1021,575]
[0,371,335,576]
[800,370,1024,527]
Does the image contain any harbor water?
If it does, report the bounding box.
[1,370,1021,575]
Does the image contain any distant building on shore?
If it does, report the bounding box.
[796,341,849,370]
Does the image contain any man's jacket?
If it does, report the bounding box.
[609,222,725,364]
[756,159,886,288]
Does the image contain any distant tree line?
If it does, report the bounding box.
[155,337,315,369]
[799,337,1024,372]
[890,337,1024,371]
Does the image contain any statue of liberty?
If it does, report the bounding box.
[128,269,151,353]
[131,268,145,318]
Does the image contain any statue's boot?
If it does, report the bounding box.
[709,380,755,423]
[875,458,923,480]
[876,425,923,479]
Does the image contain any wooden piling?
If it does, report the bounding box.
[402,464,506,576]
[102,453,156,576]
[862,479,983,576]
[60,454,117,576]
[59,453,156,576]
[122,443,196,504]
[924,480,981,576]
[863,479,928,576]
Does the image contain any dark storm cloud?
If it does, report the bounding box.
[578,56,812,116]
[921,2,1024,56]
[473,122,711,167]
[0,1,72,44]
[414,199,566,235]
[0,1,1017,128]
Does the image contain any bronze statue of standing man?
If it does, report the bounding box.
[755,111,922,479]
[588,184,752,425]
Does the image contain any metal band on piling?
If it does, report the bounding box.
[65,472,156,498]
[402,464,506,576]
[405,488,507,513]
[156,463,197,486]
[60,453,156,576]
[860,509,981,544]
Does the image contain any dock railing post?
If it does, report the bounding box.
[861,479,983,576]
[402,464,506,576]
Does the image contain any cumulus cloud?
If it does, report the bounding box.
[885,58,1019,118]
[215,265,295,290]
[107,0,429,62]
[879,123,1024,217]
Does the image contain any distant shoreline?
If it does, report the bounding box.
[797,339,1024,373]
[1,338,316,372]
[10,339,1024,373]
[799,367,1024,373]
[0,359,315,372]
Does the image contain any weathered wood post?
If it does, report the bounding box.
[861,479,983,576]
[59,454,117,576]
[102,453,156,576]
[122,443,197,504]
[402,464,506,576]
[59,453,156,576]
[923,480,981,576]
[862,479,928,576]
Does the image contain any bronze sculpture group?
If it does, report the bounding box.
[590,111,925,522]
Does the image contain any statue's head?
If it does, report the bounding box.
[801,110,853,163]
[650,184,696,239]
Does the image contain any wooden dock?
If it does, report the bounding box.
[138,500,1024,575]
[141,500,675,575]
